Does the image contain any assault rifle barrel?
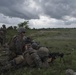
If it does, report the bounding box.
[48,52,71,63]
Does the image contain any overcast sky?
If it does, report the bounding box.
[0,0,76,29]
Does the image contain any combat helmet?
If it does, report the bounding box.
[17,27,26,33]
[32,42,39,50]
[37,47,49,59]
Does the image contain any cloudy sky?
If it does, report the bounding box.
[0,0,76,29]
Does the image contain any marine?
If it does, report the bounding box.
[0,44,49,73]
[8,27,26,60]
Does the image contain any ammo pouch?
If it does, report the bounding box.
[14,55,24,64]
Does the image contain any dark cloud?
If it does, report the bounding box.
[0,0,76,20]
[0,0,39,19]
[0,0,76,28]
[34,0,76,19]
[65,20,76,25]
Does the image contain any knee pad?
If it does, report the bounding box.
[14,55,24,64]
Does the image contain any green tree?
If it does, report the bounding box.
[18,21,30,29]
[14,26,17,30]
[7,26,13,30]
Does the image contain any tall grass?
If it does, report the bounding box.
[1,28,76,75]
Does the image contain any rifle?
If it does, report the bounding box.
[48,52,71,63]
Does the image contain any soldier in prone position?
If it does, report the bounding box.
[0,27,49,72]
[0,42,49,72]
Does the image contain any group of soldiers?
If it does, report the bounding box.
[0,27,50,73]
[0,27,75,75]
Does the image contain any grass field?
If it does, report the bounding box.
[0,28,76,75]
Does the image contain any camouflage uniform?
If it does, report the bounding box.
[23,47,42,68]
[0,25,6,45]
[24,45,50,68]
[8,27,26,60]
[0,46,40,72]
[0,27,26,72]
[25,46,49,68]
[2,26,6,44]
[24,44,49,68]
[0,30,4,45]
